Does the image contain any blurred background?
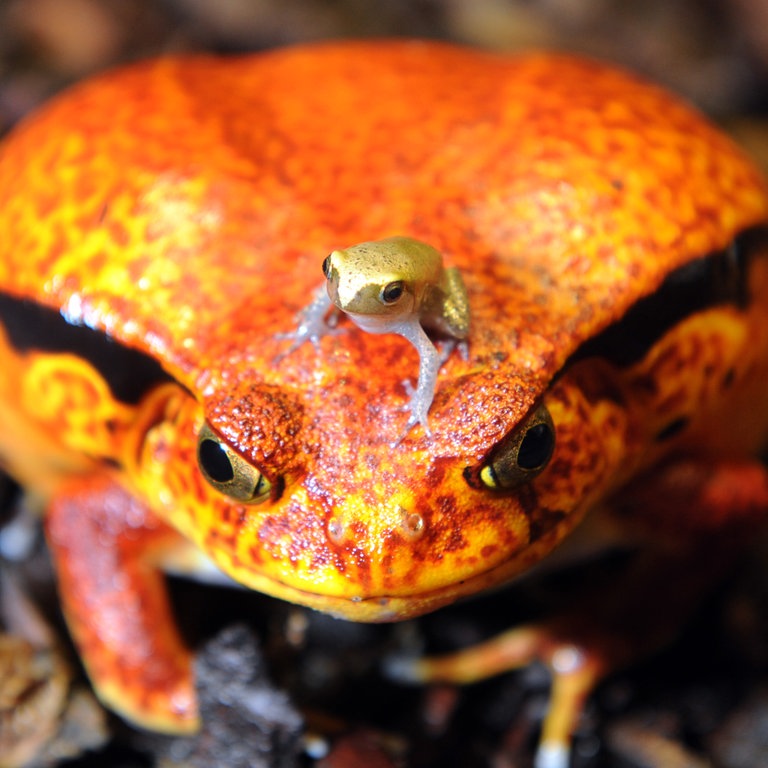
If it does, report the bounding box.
[2,0,768,124]
[3,0,768,166]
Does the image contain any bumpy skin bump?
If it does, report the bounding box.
[0,41,767,732]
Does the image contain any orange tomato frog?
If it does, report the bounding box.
[0,40,767,767]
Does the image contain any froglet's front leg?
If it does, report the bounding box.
[275,284,340,358]
[393,320,443,445]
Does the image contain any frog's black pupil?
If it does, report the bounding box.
[382,281,404,303]
[517,423,554,470]
[199,439,234,483]
[322,255,331,278]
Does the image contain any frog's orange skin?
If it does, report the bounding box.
[0,41,768,740]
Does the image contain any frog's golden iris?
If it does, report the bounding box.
[196,422,272,504]
[477,405,556,491]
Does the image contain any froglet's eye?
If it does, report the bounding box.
[380,281,405,304]
[197,422,272,503]
[478,405,555,490]
[322,255,332,279]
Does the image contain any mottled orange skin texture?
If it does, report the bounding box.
[0,41,767,734]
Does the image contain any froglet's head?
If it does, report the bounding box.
[323,236,443,331]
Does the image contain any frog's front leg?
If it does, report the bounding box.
[276,284,339,358]
[45,476,198,733]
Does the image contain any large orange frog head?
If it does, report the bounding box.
[1,41,766,622]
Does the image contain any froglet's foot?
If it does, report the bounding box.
[275,284,341,360]
[390,376,433,447]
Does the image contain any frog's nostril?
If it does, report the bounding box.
[327,516,344,544]
[400,509,424,540]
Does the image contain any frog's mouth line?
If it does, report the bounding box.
[239,550,546,624]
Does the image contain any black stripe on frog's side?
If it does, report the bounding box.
[0,292,174,404]
[566,224,768,369]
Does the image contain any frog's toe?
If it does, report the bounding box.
[274,326,340,362]
[436,338,459,365]
[535,743,570,768]
[399,381,433,423]
[273,327,314,348]
[390,415,431,447]
[272,329,306,358]
[434,337,468,364]
[400,378,416,399]
[271,336,301,363]
[381,653,419,682]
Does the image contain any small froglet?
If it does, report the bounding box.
[284,236,470,439]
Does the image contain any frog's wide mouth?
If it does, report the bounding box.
[220,541,554,624]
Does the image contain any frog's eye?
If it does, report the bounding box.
[478,405,555,490]
[322,255,332,279]
[197,422,272,504]
[380,281,405,304]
